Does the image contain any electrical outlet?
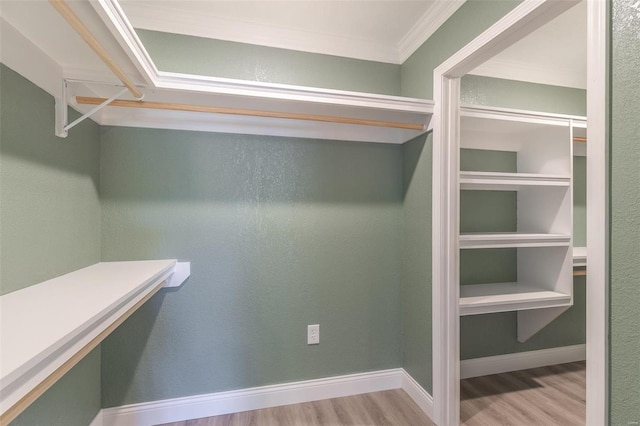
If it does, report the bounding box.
[307,324,319,345]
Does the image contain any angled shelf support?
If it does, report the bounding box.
[164,261,190,288]
[55,80,129,138]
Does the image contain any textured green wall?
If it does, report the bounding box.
[136,29,401,96]
[401,133,433,393]
[400,0,522,99]
[0,64,102,425]
[609,0,640,423]
[461,75,587,116]
[99,127,403,406]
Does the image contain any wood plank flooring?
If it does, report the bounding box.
[461,361,585,426]
[160,361,585,426]
[159,389,432,426]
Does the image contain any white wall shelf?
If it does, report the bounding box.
[460,171,570,191]
[460,282,572,316]
[0,260,190,423]
[459,232,571,249]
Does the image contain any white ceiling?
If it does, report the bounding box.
[0,0,587,92]
[472,0,587,89]
[119,0,465,64]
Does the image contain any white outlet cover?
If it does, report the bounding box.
[307,324,319,345]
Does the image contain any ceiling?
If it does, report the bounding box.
[119,0,466,64]
[0,0,587,92]
[472,0,587,89]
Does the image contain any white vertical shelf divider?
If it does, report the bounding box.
[0,260,190,424]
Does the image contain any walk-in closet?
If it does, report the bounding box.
[1,0,636,425]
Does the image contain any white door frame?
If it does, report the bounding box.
[431,1,608,424]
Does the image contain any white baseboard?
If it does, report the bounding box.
[94,345,581,426]
[100,369,403,426]
[400,369,434,420]
[460,344,586,379]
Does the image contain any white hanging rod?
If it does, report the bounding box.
[75,97,426,131]
[48,0,143,100]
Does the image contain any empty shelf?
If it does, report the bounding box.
[0,260,185,421]
[459,232,571,249]
[460,282,572,315]
[460,171,570,190]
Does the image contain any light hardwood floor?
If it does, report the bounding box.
[160,362,585,426]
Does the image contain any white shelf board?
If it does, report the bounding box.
[0,260,178,416]
[573,246,587,267]
[459,232,571,249]
[459,282,572,316]
[460,171,571,190]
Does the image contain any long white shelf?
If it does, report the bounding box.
[0,260,189,421]
[460,171,571,191]
[459,232,571,249]
[459,282,572,316]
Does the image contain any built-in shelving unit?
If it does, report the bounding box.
[0,260,190,423]
[457,107,576,341]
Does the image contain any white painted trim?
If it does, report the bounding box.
[469,57,586,90]
[0,17,63,98]
[88,410,103,426]
[397,0,466,62]
[586,0,609,424]
[101,0,464,65]
[100,369,403,426]
[400,370,435,421]
[432,1,582,424]
[460,344,586,379]
[120,3,400,64]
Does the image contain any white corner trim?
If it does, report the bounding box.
[460,344,586,379]
[400,370,435,422]
[100,369,403,426]
[398,0,466,62]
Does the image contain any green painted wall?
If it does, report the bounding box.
[401,133,433,393]
[461,75,587,116]
[11,349,101,426]
[136,29,401,96]
[400,0,522,99]
[609,0,640,423]
[0,64,102,425]
[99,127,403,406]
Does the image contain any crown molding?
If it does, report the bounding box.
[470,57,587,89]
[120,2,401,64]
[397,0,466,63]
[111,1,468,65]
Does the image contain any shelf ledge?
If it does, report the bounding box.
[460,282,572,316]
[573,246,587,267]
[459,232,571,249]
[460,171,571,191]
[0,260,189,423]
